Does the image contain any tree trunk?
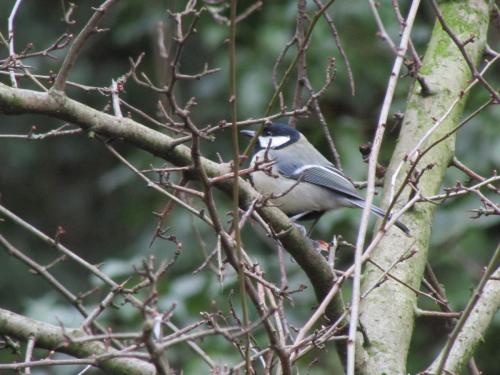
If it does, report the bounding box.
[355,0,491,374]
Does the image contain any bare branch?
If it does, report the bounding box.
[0,307,155,375]
[7,0,23,87]
[429,246,500,374]
[52,0,119,91]
[348,2,421,373]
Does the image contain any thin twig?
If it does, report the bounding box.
[313,0,355,96]
[388,52,500,204]
[367,0,397,52]
[0,233,122,349]
[434,245,500,374]
[105,144,214,227]
[347,2,421,374]
[243,0,337,157]
[288,0,307,129]
[52,0,119,91]
[111,79,122,118]
[7,0,24,87]
[291,194,420,361]
[228,0,252,372]
[428,0,499,103]
[23,334,35,375]
[451,157,499,193]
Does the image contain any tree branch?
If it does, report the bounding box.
[0,307,155,375]
[0,82,344,333]
[355,1,491,374]
[427,246,500,375]
[52,0,119,92]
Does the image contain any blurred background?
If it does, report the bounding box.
[0,1,498,373]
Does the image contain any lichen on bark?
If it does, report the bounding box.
[355,1,491,374]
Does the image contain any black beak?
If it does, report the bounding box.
[240,129,256,137]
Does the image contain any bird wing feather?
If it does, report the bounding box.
[275,157,363,201]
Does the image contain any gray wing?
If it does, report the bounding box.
[276,156,363,201]
[270,148,411,235]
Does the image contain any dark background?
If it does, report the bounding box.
[0,1,498,373]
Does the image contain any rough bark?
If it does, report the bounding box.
[428,266,500,374]
[355,0,490,374]
[0,307,155,374]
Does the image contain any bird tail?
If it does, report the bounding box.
[348,199,410,236]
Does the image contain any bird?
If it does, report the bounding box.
[240,123,410,235]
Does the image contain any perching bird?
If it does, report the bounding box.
[241,123,410,235]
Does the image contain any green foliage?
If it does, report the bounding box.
[0,1,498,373]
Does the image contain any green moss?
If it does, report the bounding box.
[0,91,23,113]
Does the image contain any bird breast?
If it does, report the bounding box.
[249,153,346,215]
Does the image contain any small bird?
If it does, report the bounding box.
[241,123,410,235]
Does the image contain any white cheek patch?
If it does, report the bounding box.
[258,135,290,149]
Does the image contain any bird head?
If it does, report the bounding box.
[240,123,300,150]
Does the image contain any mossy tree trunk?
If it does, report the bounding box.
[354,1,491,374]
